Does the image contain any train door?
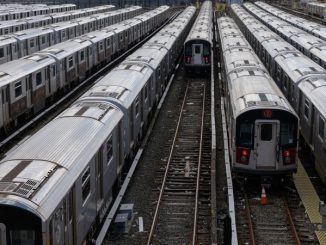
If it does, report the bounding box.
[0,223,6,244]
[192,44,203,65]
[255,120,279,168]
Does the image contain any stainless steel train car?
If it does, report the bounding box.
[0,4,76,21]
[0,6,142,65]
[244,3,326,70]
[255,1,326,41]
[0,6,169,133]
[306,1,326,19]
[231,4,326,178]
[0,5,115,36]
[184,1,213,73]
[217,16,299,175]
[0,6,196,245]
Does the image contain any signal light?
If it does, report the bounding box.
[204,56,209,64]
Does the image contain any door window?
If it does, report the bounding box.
[195,46,200,54]
[261,124,272,141]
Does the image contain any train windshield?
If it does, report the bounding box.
[280,122,296,146]
[203,45,210,56]
[185,45,192,56]
[238,123,253,147]
[10,230,36,244]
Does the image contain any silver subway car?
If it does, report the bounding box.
[0,6,196,245]
[217,17,299,175]
[184,1,213,74]
[231,3,326,179]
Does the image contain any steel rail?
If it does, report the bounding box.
[244,192,256,245]
[146,82,190,245]
[192,84,206,245]
[283,195,301,245]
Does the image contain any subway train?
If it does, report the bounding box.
[306,1,326,20]
[231,4,326,178]
[0,6,142,65]
[0,4,76,21]
[255,1,326,41]
[245,2,326,70]
[217,16,299,175]
[235,3,326,178]
[255,1,326,40]
[0,5,115,36]
[0,6,195,245]
[0,6,169,134]
[184,1,213,73]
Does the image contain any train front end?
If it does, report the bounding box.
[184,40,211,73]
[232,108,298,175]
[0,200,43,245]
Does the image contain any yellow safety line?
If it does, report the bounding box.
[293,160,322,224]
[316,231,326,245]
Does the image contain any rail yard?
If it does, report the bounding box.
[1,1,326,245]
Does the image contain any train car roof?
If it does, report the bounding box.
[185,1,213,45]
[0,102,122,220]
[83,65,152,110]
[0,54,55,87]
[37,38,93,60]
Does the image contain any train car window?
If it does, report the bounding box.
[276,67,281,83]
[319,116,325,140]
[99,42,104,51]
[239,123,253,146]
[144,84,148,101]
[195,46,200,54]
[80,51,85,61]
[52,65,56,77]
[81,166,91,203]
[41,36,46,44]
[304,98,310,119]
[106,136,113,163]
[283,75,288,91]
[30,39,35,48]
[0,48,4,58]
[68,189,73,222]
[14,81,22,98]
[280,123,295,145]
[106,38,110,47]
[261,124,272,141]
[68,56,74,68]
[135,97,140,116]
[36,72,42,86]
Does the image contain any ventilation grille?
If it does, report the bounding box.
[0,179,40,198]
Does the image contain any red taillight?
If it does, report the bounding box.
[185,56,191,64]
[282,148,296,165]
[204,56,209,64]
[236,147,250,165]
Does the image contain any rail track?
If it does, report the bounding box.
[146,78,211,245]
[235,178,319,245]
